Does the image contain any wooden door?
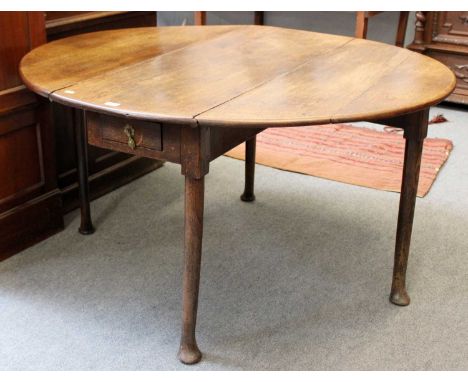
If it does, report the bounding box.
[0,11,63,260]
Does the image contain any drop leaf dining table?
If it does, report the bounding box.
[19,25,455,364]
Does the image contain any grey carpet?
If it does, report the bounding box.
[0,105,467,370]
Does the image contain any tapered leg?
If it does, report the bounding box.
[254,11,264,25]
[194,11,206,25]
[355,11,369,39]
[240,136,256,202]
[178,176,205,364]
[73,109,95,235]
[390,111,428,306]
[395,11,410,47]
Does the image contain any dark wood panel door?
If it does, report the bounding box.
[0,13,31,90]
[0,12,63,260]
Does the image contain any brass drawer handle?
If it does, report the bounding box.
[124,124,136,150]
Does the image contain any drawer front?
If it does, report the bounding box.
[87,112,162,154]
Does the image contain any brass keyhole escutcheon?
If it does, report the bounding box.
[124,124,136,150]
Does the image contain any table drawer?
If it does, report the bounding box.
[87,112,162,154]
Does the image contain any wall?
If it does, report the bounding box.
[157,11,416,47]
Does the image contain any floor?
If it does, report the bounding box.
[0,104,467,370]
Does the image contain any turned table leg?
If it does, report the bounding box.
[73,109,95,235]
[241,136,256,202]
[178,176,205,364]
[390,109,428,306]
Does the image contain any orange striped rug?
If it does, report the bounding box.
[225,124,453,197]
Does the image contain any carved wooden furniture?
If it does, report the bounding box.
[20,25,455,364]
[408,11,468,105]
[0,12,63,260]
[355,11,409,46]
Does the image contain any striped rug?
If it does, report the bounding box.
[225,124,453,197]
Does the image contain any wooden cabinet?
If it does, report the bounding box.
[0,12,63,259]
[408,11,468,105]
[43,11,162,213]
[0,11,163,260]
[45,11,158,40]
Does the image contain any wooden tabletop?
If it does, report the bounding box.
[20,25,456,128]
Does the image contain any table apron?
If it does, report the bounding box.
[85,110,264,172]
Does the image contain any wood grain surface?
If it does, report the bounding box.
[20,25,456,128]
[18,24,450,364]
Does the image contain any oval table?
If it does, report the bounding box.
[20,25,455,364]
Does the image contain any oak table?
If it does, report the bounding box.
[19,26,455,364]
